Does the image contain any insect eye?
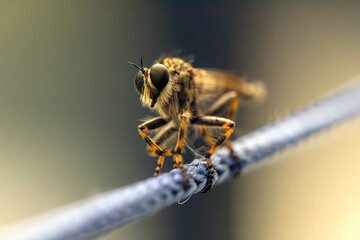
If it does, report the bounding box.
[150,64,169,92]
[134,71,144,94]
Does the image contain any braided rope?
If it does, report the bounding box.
[1,79,360,240]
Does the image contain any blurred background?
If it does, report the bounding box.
[1,1,360,239]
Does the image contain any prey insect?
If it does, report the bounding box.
[130,56,265,192]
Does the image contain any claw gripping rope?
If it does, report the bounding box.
[1,78,360,240]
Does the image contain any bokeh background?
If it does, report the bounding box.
[1,1,360,239]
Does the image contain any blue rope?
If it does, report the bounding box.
[1,80,360,240]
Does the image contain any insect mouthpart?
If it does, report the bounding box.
[150,90,160,108]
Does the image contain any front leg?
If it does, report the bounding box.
[138,117,172,176]
[172,114,190,189]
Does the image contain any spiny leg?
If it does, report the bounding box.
[204,91,242,175]
[200,128,241,176]
[225,92,239,119]
[198,91,239,148]
[223,93,242,175]
[191,116,235,192]
[203,91,238,116]
[150,123,177,175]
[138,117,173,176]
[173,114,190,189]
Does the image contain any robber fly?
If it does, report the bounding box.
[130,56,265,192]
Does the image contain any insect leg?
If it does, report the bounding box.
[203,91,242,175]
[200,91,238,146]
[138,117,173,176]
[191,116,235,192]
[147,123,177,175]
[203,91,238,116]
[200,129,241,177]
[173,114,190,189]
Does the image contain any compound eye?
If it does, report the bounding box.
[150,64,169,92]
[134,71,144,94]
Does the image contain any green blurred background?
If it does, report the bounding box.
[1,1,360,239]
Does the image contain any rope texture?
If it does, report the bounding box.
[1,79,360,240]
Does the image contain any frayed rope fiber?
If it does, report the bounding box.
[1,78,360,240]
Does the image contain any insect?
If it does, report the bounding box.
[130,56,265,192]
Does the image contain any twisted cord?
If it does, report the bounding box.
[1,79,360,240]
